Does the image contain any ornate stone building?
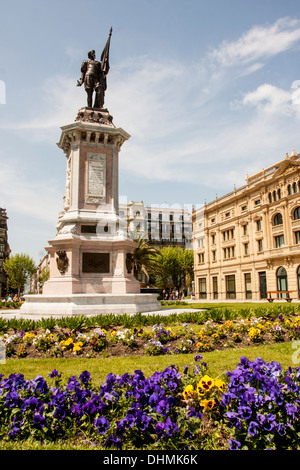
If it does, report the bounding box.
[193,149,300,301]
[119,201,193,248]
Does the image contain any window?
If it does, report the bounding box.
[244,243,249,255]
[276,266,288,298]
[226,275,236,299]
[288,184,292,196]
[294,207,300,220]
[198,278,207,299]
[223,246,235,259]
[256,219,262,231]
[198,253,204,264]
[243,224,248,236]
[255,199,261,205]
[242,205,247,211]
[273,190,277,202]
[295,231,300,244]
[258,239,263,252]
[293,182,298,194]
[211,234,216,245]
[275,235,285,248]
[268,193,272,203]
[212,276,218,299]
[222,229,234,241]
[212,250,216,261]
[244,273,252,299]
[273,213,283,226]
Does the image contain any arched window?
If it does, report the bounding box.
[273,213,283,226]
[293,182,298,194]
[273,190,277,202]
[294,207,300,220]
[276,266,288,298]
[277,188,281,199]
[288,184,292,196]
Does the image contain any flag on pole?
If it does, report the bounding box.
[101,27,112,89]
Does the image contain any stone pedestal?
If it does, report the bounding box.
[21,107,161,315]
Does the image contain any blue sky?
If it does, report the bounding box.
[1,0,300,263]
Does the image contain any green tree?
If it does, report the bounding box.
[154,246,194,292]
[131,237,161,282]
[3,253,36,297]
[38,267,50,290]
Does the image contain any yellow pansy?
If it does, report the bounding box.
[197,375,214,392]
[64,337,74,346]
[183,384,195,400]
[214,378,226,392]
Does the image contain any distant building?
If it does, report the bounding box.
[0,208,10,297]
[193,149,300,301]
[31,254,50,294]
[119,201,193,248]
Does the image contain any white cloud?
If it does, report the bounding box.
[0,162,61,224]
[242,83,293,115]
[208,17,300,69]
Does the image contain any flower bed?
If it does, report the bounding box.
[2,313,300,359]
[1,354,300,450]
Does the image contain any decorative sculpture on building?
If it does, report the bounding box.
[126,253,133,274]
[77,28,112,109]
[56,250,68,274]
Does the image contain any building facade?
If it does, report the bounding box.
[193,150,300,301]
[0,208,10,297]
[119,201,193,248]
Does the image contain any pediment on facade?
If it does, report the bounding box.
[272,157,300,179]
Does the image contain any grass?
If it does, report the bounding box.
[163,301,300,310]
[0,341,296,385]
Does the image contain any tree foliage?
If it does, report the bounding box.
[153,246,194,291]
[131,237,161,280]
[3,253,36,296]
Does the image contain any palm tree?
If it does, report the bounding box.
[131,236,161,282]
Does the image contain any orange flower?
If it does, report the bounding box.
[200,398,215,411]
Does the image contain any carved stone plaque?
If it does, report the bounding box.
[86,153,106,204]
[82,252,110,273]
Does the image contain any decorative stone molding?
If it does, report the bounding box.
[75,107,115,128]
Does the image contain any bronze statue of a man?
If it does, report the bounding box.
[77,28,112,109]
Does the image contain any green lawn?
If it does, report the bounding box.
[163,301,300,310]
[0,340,296,385]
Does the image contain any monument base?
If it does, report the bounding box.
[19,293,161,316]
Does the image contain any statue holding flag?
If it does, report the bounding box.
[77,27,112,109]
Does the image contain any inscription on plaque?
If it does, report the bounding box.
[82,252,110,273]
[86,153,106,204]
